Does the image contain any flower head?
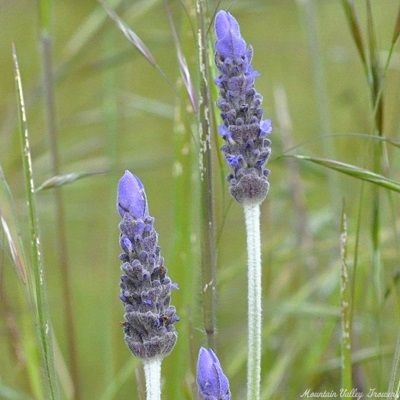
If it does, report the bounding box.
[214,10,272,205]
[117,170,178,359]
[197,347,231,400]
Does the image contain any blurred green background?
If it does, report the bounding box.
[2,0,400,399]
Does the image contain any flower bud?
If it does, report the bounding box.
[197,347,231,400]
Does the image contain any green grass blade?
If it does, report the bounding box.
[100,0,168,81]
[0,166,28,285]
[0,384,33,400]
[392,5,400,46]
[388,334,400,400]
[372,5,400,118]
[12,45,59,400]
[38,1,81,393]
[0,164,45,400]
[99,360,137,400]
[64,0,124,60]
[37,0,51,35]
[100,30,120,392]
[392,3,400,47]
[165,1,198,112]
[163,5,201,395]
[165,77,198,399]
[36,171,106,192]
[61,0,159,79]
[294,155,400,193]
[319,345,393,373]
[341,0,368,74]
[366,0,383,134]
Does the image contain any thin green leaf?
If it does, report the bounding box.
[0,216,27,283]
[392,4,400,45]
[64,0,124,60]
[37,0,51,35]
[60,0,162,79]
[341,0,367,69]
[0,384,33,400]
[165,1,198,112]
[0,166,28,284]
[100,359,136,400]
[294,155,400,193]
[100,0,167,81]
[12,44,59,400]
[36,171,106,192]
[319,345,393,372]
[366,0,384,133]
[388,334,400,399]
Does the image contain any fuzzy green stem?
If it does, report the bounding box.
[196,0,217,349]
[340,211,352,393]
[243,203,262,400]
[143,358,162,400]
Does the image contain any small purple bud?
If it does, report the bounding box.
[197,347,231,400]
[215,10,246,59]
[120,236,133,254]
[117,170,148,219]
[119,293,130,303]
[218,125,232,140]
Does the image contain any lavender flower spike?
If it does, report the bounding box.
[197,347,231,400]
[117,170,178,359]
[214,10,272,205]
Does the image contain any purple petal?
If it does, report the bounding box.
[117,170,148,219]
[260,119,272,137]
[218,124,232,140]
[226,154,242,168]
[215,10,247,59]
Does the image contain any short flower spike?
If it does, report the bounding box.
[197,347,231,400]
[214,10,272,205]
[117,170,178,359]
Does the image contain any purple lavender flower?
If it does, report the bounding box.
[117,170,178,359]
[214,10,272,205]
[197,347,231,400]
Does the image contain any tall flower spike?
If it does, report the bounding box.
[197,347,231,400]
[117,170,178,360]
[214,10,272,205]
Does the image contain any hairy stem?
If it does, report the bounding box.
[340,210,352,391]
[243,203,262,400]
[143,358,162,400]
